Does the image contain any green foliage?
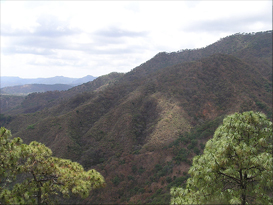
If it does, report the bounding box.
[27,124,35,130]
[0,127,22,183]
[158,164,173,177]
[173,148,189,164]
[132,165,137,174]
[193,115,225,139]
[264,82,272,92]
[127,175,135,181]
[149,188,171,204]
[255,99,267,110]
[170,116,224,161]
[149,163,174,184]
[138,188,145,194]
[166,176,173,183]
[154,164,162,172]
[167,176,189,189]
[133,186,139,193]
[112,176,121,186]
[138,166,145,175]
[0,127,105,204]
[171,111,273,204]
[119,159,125,165]
[168,139,180,148]
[199,143,205,150]
[0,114,12,126]
[132,150,140,155]
[187,143,194,150]
[193,147,200,155]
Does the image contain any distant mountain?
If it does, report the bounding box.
[1,84,74,95]
[0,72,123,114]
[0,75,97,88]
[70,75,97,85]
[0,30,272,204]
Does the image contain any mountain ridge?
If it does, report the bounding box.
[0,72,123,115]
[0,30,272,204]
[0,75,97,88]
[1,84,74,96]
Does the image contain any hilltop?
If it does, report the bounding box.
[0,30,272,204]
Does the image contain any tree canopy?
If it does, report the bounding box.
[171,111,273,204]
[0,127,105,204]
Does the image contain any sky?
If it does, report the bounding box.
[1,1,272,79]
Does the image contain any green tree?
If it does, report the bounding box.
[171,111,272,204]
[0,127,105,204]
[0,127,23,186]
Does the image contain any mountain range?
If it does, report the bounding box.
[1,75,97,95]
[0,75,96,89]
[1,84,74,96]
[0,30,272,204]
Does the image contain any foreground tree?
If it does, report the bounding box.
[171,111,272,204]
[0,128,23,186]
[0,127,105,204]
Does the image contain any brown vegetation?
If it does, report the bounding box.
[0,30,272,204]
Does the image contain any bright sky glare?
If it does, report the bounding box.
[1,1,272,78]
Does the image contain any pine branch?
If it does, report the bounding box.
[217,171,241,184]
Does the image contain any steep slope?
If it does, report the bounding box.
[0,95,25,118]
[84,53,271,204]
[0,72,123,116]
[3,31,271,117]
[124,30,272,82]
[1,31,272,204]
[6,53,272,204]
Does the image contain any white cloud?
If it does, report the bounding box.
[1,1,272,78]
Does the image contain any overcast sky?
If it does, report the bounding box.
[1,1,272,79]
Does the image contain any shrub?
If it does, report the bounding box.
[112,176,121,186]
[132,165,137,174]
[27,124,35,130]
[193,147,200,155]
[127,175,135,181]
[166,176,173,183]
[138,166,145,175]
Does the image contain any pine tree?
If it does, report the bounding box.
[171,111,273,204]
[0,127,105,204]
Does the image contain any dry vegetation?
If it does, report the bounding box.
[0,31,272,204]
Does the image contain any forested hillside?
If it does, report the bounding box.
[1,84,73,95]
[0,30,272,204]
